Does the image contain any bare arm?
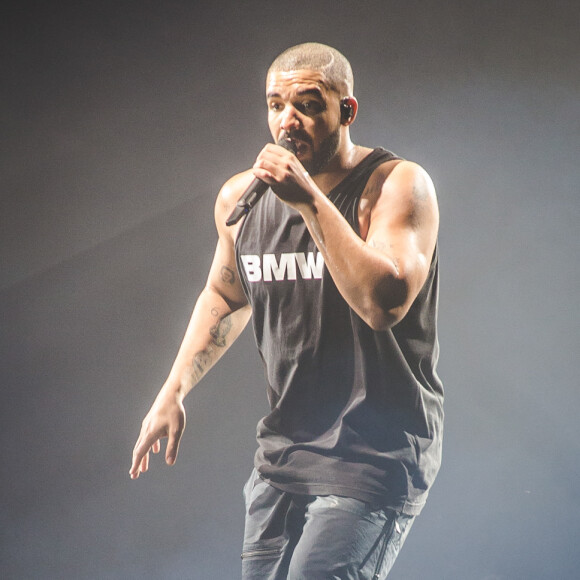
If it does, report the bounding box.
[253,146,439,331]
[130,173,253,479]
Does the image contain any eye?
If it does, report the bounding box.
[296,100,324,115]
[268,101,283,112]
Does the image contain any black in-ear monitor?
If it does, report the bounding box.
[340,98,354,122]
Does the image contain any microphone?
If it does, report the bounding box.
[225,136,297,226]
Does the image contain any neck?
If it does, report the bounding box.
[311,133,371,193]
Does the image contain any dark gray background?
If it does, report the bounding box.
[1,1,578,578]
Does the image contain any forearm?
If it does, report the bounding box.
[163,286,251,398]
[298,194,406,330]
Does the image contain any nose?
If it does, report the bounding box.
[279,105,301,133]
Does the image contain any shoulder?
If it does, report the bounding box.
[379,160,438,231]
[360,159,438,237]
[380,161,437,208]
[368,158,433,194]
[216,170,255,214]
[371,158,436,206]
[214,169,256,236]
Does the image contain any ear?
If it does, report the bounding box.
[340,96,358,125]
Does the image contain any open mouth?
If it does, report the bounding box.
[290,139,310,157]
[279,131,312,159]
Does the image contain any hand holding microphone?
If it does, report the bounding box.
[226,136,297,226]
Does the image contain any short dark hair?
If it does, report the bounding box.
[267,42,354,96]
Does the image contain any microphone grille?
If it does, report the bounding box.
[277,136,298,154]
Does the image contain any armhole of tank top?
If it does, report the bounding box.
[233,214,251,302]
[233,194,255,249]
[349,149,402,236]
[330,148,400,198]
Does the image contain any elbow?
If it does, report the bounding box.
[363,305,407,331]
[360,275,411,331]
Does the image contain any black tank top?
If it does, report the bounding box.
[235,148,443,515]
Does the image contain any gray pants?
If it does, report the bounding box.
[241,469,415,580]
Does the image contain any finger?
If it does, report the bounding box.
[255,148,291,175]
[140,450,150,473]
[255,156,290,180]
[258,148,294,169]
[131,428,162,465]
[166,424,184,466]
[130,439,145,478]
[261,143,288,158]
[129,452,146,479]
[252,166,275,185]
[130,433,156,477]
[152,439,161,454]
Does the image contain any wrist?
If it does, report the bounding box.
[293,184,325,216]
[160,378,187,402]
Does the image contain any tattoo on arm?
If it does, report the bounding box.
[209,315,232,347]
[220,266,236,285]
[190,312,234,381]
[192,349,212,381]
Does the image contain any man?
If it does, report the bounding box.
[130,43,443,579]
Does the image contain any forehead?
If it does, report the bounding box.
[266,69,336,98]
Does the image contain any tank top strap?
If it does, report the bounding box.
[328,147,401,200]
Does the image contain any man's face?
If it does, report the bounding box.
[266,69,342,175]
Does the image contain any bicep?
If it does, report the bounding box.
[366,162,439,300]
[205,237,249,313]
[205,170,259,313]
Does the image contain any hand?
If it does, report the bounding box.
[129,388,186,479]
[252,143,317,208]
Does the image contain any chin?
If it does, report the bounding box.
[308,128,341,175]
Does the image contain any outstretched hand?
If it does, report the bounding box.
[130,389,186,479]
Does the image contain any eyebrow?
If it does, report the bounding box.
[266,87,325,100]
[297,88,324,98]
